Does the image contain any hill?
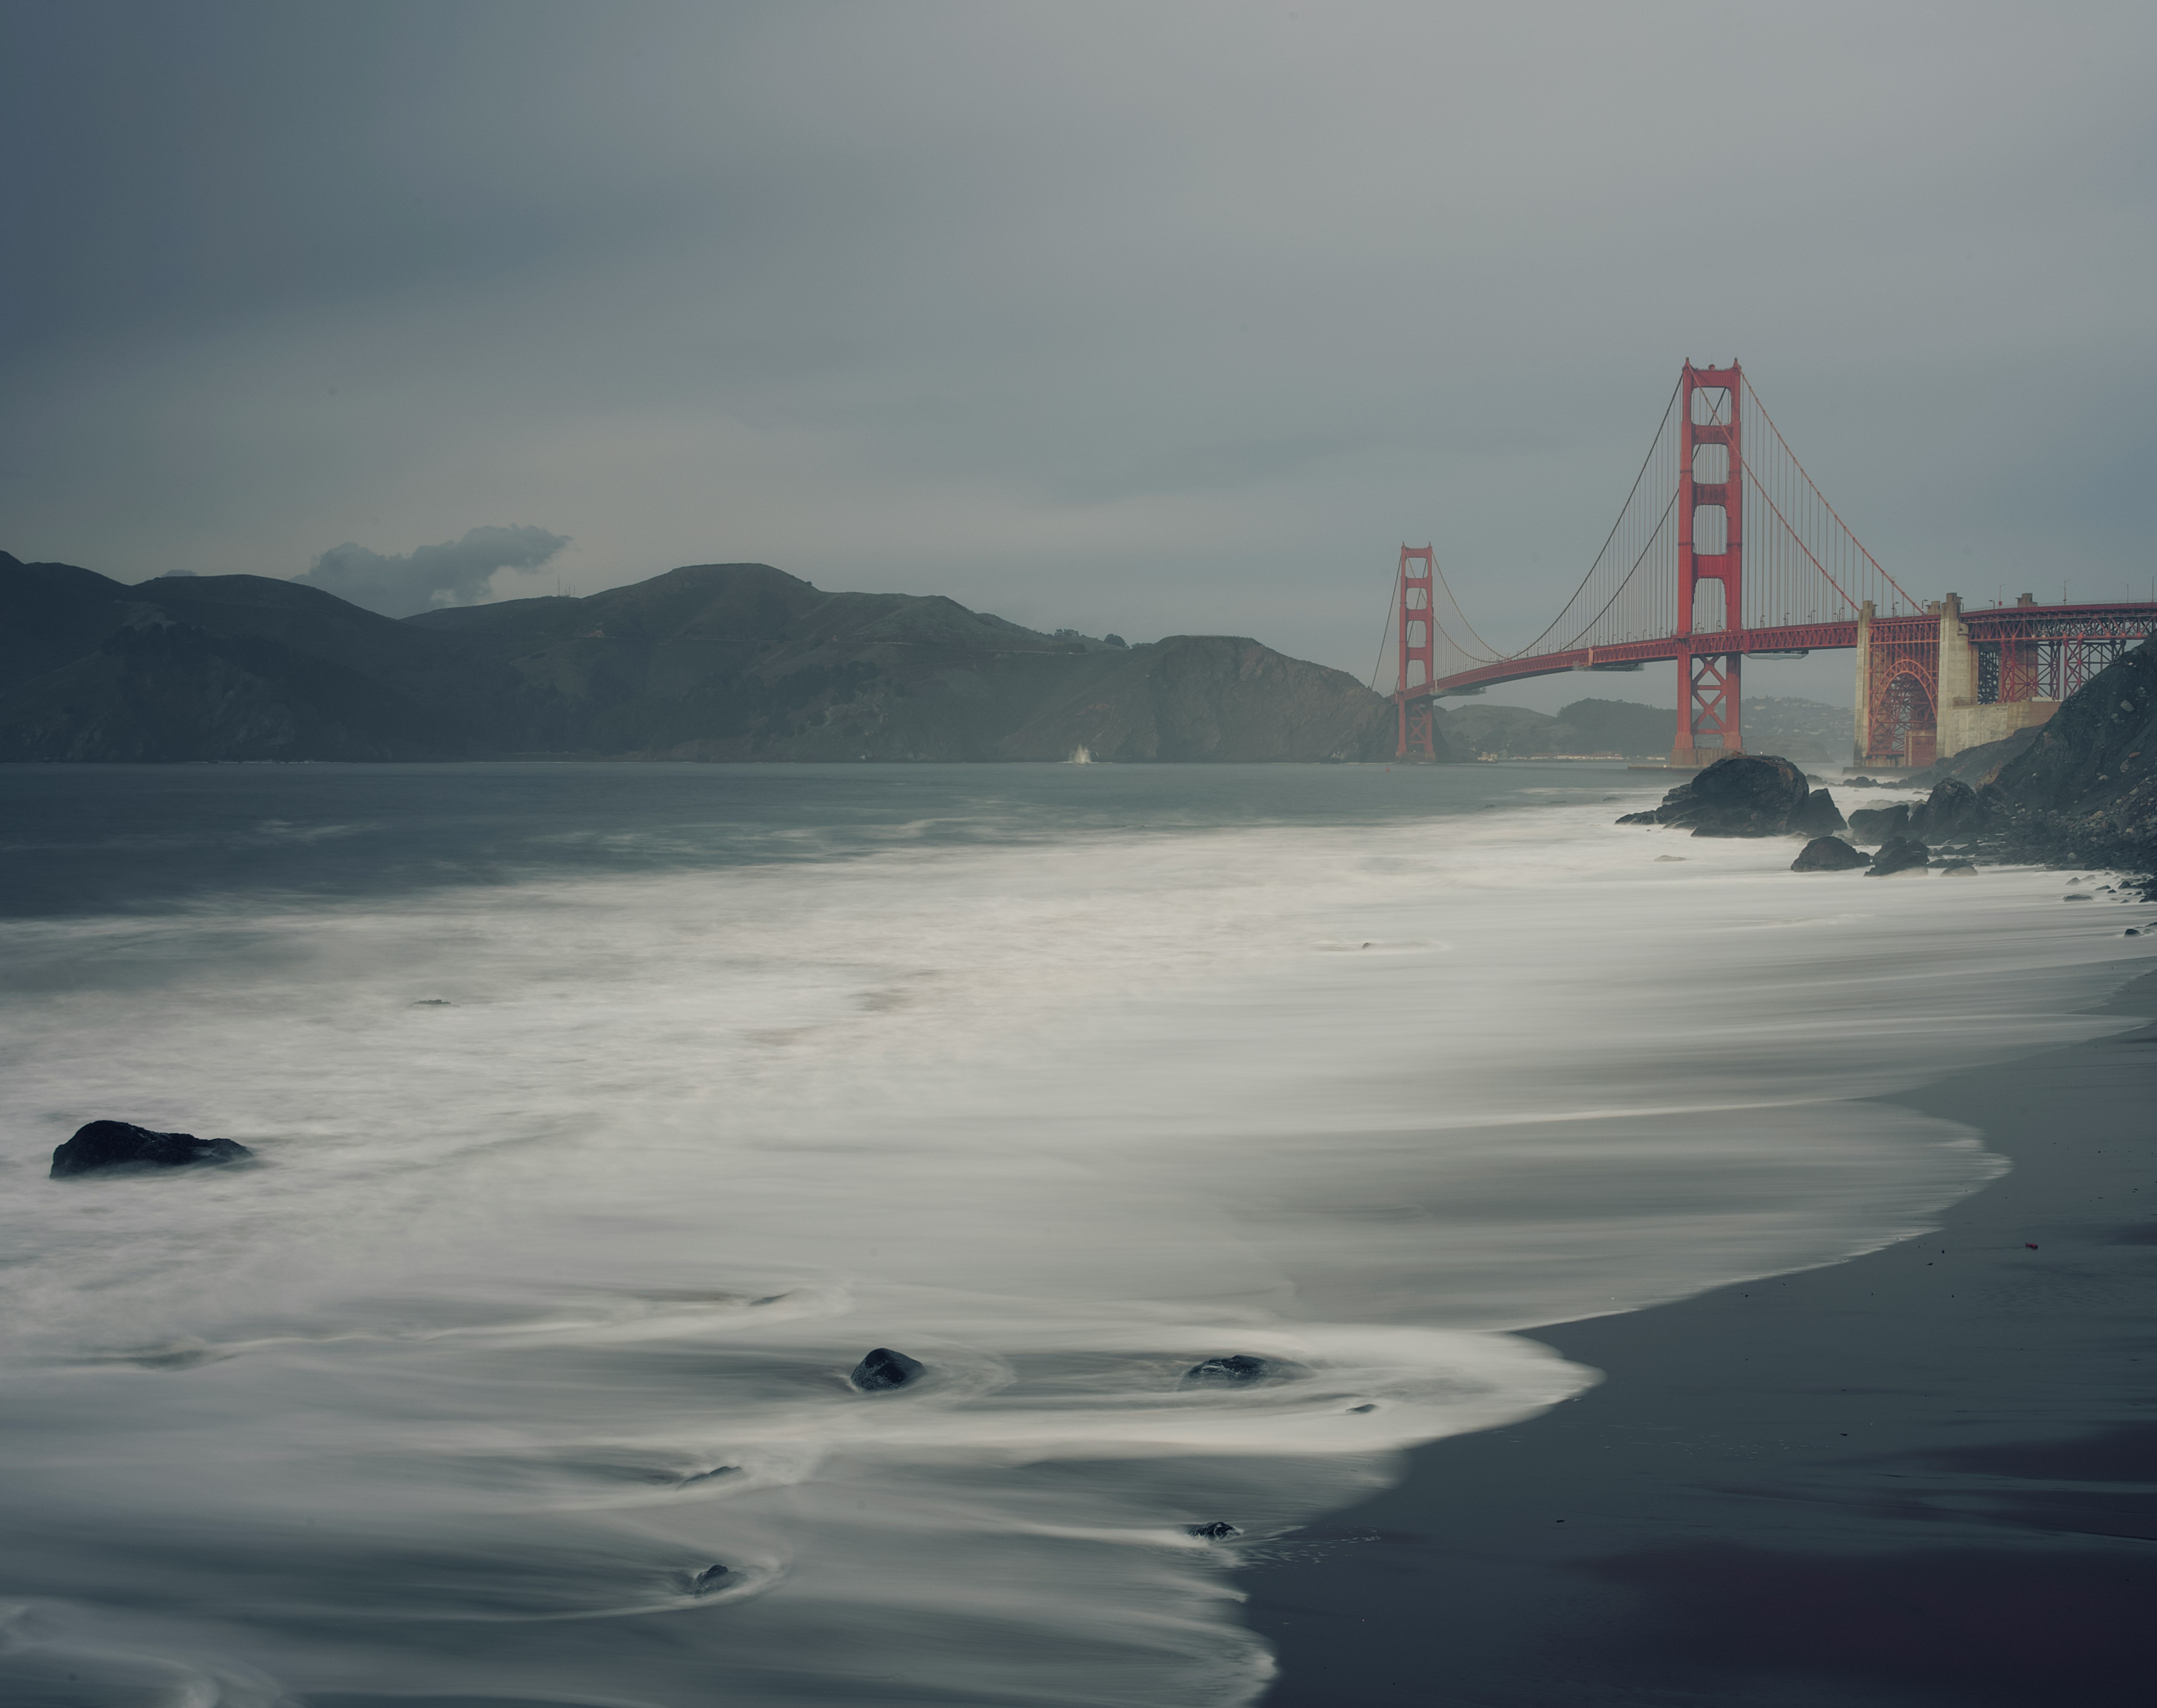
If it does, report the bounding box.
[1434,694,1850,762]
[0,554,1415,764]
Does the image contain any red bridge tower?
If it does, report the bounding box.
[1396,545,1437,760]
[1674,362,1744,766]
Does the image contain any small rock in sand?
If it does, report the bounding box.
[849,1347,926,1391]
[1865,836,1930,877]
[1184,1355,1271,1385]
[1792,837,1868,872]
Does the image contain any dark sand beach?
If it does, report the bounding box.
[1248,966,2157,1708]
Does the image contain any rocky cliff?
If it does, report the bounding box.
[0,553,1415,764]
[1978,639,2157,868]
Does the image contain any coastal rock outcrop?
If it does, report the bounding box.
[1792,836,1869,872]
[1788,788,1848,836]
[1867,836,1932,877]
[1908,778,1984,841]
[1620,753,1811,837]
[1973,638,2157,872]
[49,1120,252,1178]
[1846,803,1911,844]
[849,1347,925,1391]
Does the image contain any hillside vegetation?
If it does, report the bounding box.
[0,554,1408,764]
[1437,694,1852,761]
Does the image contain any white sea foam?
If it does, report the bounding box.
[0,777,2144,1705]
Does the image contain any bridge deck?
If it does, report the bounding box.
[1415,603,2157,699]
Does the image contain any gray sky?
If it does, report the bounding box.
[5,1,2152,709]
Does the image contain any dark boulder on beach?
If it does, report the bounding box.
[1788,788,1847,836]
[1846,803,1911,844]
[1184,1354,1272,1385]
[1792,836,1869,872]
[1867,836,1932,876]
[1941,860,1979,876]
[1909,777,1984,841]
[1617,753,1811,837]
[49,1120,252,1179]
[849,1347,925,1391]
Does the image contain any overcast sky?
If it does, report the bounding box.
[4,1,2152,710]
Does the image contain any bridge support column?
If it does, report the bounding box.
[1394,544,1438,761]
[1672,648,1742,768]
[1852,601,1873,766]
[1669,362,1745,767]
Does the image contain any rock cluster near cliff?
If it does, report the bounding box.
[0,554,1414,764]
[1613,640,2157,882]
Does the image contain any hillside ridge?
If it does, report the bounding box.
[0,553,1414,764]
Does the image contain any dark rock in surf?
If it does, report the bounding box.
[1940,860,1979,876]
[849,1347,926,1391]
[2063,892,2093,901]
[1792,836,1869,872]
[1908,777,1984,842]
[1788,788,1848,837]
[1188,1522,1242,1540]
[685,1564,731,1596]
[1847,803,1911,844]
[1867,836,1931,876]
[1613,753,1810,837]
[50,1120,252,1179]
[1183,1354,1271,1385]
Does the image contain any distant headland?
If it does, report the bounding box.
[0,554,1402,764]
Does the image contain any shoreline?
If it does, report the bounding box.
[1243,965,2157,1707]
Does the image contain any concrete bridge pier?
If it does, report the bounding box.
[1854,593,2059,768]
[1935,591,2058,760]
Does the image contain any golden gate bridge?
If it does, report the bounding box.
[1386,362,2157,768]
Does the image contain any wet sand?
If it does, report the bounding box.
[1246,968,2157,1707]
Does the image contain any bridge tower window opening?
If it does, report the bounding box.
[1689,386,1733,427]
[1692,504,1729,557]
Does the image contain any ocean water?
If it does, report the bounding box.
[0,761,2142,1708]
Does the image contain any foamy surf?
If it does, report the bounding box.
[0,762,2143,1705]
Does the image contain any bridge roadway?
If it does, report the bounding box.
[1422,602,2157,698]
[1412,599,2157,768]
